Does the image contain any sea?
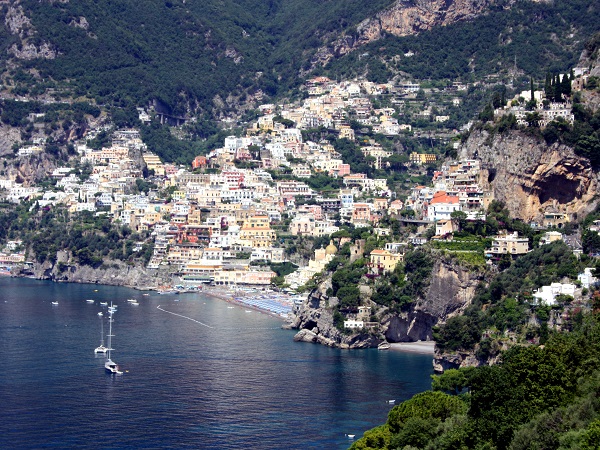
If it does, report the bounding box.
[0,277,433,449]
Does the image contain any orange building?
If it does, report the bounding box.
[192,155,207,169]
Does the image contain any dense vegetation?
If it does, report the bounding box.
[7,0,395,113]
[0,202,153,268]
[433,240,583,354]
[351,313,600,449]
[327,0,600,83]
[4,0,598,120]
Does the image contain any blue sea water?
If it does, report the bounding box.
[0,278,433,449]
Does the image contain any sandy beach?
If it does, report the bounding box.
[200,285,293,320]
[389,341,435,354]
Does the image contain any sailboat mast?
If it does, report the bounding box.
[107,302,114,359]
[100,316,104,346]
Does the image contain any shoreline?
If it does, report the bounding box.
[12,272,294,322]
[389,341,435,354]
[199,286,293,322]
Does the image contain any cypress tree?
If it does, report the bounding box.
[530,78,535,106]
[554,74,562,100]
[545,73,551,99]
[562,73,571,98]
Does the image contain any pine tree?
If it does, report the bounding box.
[530,78,536,106]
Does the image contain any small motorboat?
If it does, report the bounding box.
[86,299,95,304]
[346,434,355,439]
[388,400,395,404]
[51,301,59,305]
[99,302,108,306]
[97,312,103,316]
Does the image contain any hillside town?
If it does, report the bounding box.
[0,70,596,320]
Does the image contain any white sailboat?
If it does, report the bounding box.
[104,303,123,374]
[94,314,108,354]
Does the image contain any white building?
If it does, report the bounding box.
[532,283,576,306]
[578,268,597,289]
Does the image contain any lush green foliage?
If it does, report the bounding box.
[328,0,600,82]
[10,0,394,112]
[353,314,600,450]
[0,203,152,267]
[434,241,584,353]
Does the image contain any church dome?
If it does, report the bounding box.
[325,240,337,255]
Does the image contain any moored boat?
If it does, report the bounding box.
[94,314,108,354]
[104,303,122,374]
[378,342,391,350]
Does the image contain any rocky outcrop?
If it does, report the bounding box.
[383,258,482,342]
[312,0,505,66]
[459,129,599,223]
[3,152,60,185]
[290,291,380,349]
[5,3,33,38]
[9,42,57,60]
[0,124,22,157]
[20,251,174,289]
[4,2,58,60]
[291,257,483,349]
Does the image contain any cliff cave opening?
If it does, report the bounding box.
[304,320,318,330]
[537,174,580,205]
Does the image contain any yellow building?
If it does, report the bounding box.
[489,232,529,255]
[142,152,165,176]
[409,152,437,165]
[239,215,276,248]
[369,249,404,274]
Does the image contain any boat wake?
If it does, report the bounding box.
[157,305,214,329]
[156,305,281,331]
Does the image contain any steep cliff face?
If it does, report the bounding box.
[0,124,22,157]
[290,292,380,349]
[313,0,503,65]
[20,251,173,289]
[2,152,60,185]
[4,2,58,61]
[459,129,599,223]
[290,257,483,349]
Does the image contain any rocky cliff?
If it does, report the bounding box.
[290,256,483,349]
[1,152,60,185]
[19,250,174,289]
[313,0,504,66]
[459,129,599,223]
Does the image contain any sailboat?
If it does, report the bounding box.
[104,303,123,375]
[94,314,108,354]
